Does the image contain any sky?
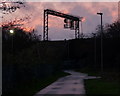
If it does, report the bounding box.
[1,2,118,40]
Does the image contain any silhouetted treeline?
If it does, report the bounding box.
[2,24,40,54]
[66,38,120,70]
[92,21,120,39]
[2,24,63,95]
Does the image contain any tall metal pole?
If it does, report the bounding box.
[43,10,48,41]
[81,21,83,38]
[43,10,45,41]
[9,30,14,53]
[78,21,80,39]
[93,33,97,70]
[75,21,80,39]
[97,12,103,73]
[12,35,13,54]
[101,14,103,73]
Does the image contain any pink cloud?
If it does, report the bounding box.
[2,2,118,40]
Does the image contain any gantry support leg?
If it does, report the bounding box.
[43,10,48,41]
[75,21,80,39]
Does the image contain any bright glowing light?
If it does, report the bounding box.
[81,17,86,22]
[9,30,14,34]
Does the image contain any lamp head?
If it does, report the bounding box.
[97,13,103,15]
[9,30,14,34]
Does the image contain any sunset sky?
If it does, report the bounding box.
[2,2,118,40]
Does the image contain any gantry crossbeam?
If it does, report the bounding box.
[43,9,82,41]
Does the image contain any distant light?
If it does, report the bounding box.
[80,17,86,22]
[9,30,14,34]
[82,17,86,22]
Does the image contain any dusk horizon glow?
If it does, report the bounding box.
[1,2,118,40]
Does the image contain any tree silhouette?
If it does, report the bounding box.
[0,0,25,18]
[106,21,120,39]
[94,21,120,39]
[2,21,39,54]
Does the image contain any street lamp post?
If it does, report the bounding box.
[9,29,14,54]
[92,33,97,70]
[97,12,103,73]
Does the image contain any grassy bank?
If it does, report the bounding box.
[3,71,70,96]
[76,68,120,95]
[85,79,119,96]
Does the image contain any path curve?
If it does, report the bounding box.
[34,70,89,96]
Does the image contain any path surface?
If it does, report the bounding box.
[34,70,100,96]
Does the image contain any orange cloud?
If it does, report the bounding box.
[22,27,34,32]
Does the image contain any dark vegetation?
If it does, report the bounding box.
[74,21,120,95]
[3,71,69,96]
[85,79,120,95]
[2,22,70,95]
[83,67,120,95]
[75,21,120,95]
[2,20,120,95]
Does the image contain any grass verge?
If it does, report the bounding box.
[75,68,100,76]
[76,68,120,95]
[85,79,120,96]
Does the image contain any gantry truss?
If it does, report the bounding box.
[43,9,83,41]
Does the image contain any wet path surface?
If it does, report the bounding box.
[34,70,100,96]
